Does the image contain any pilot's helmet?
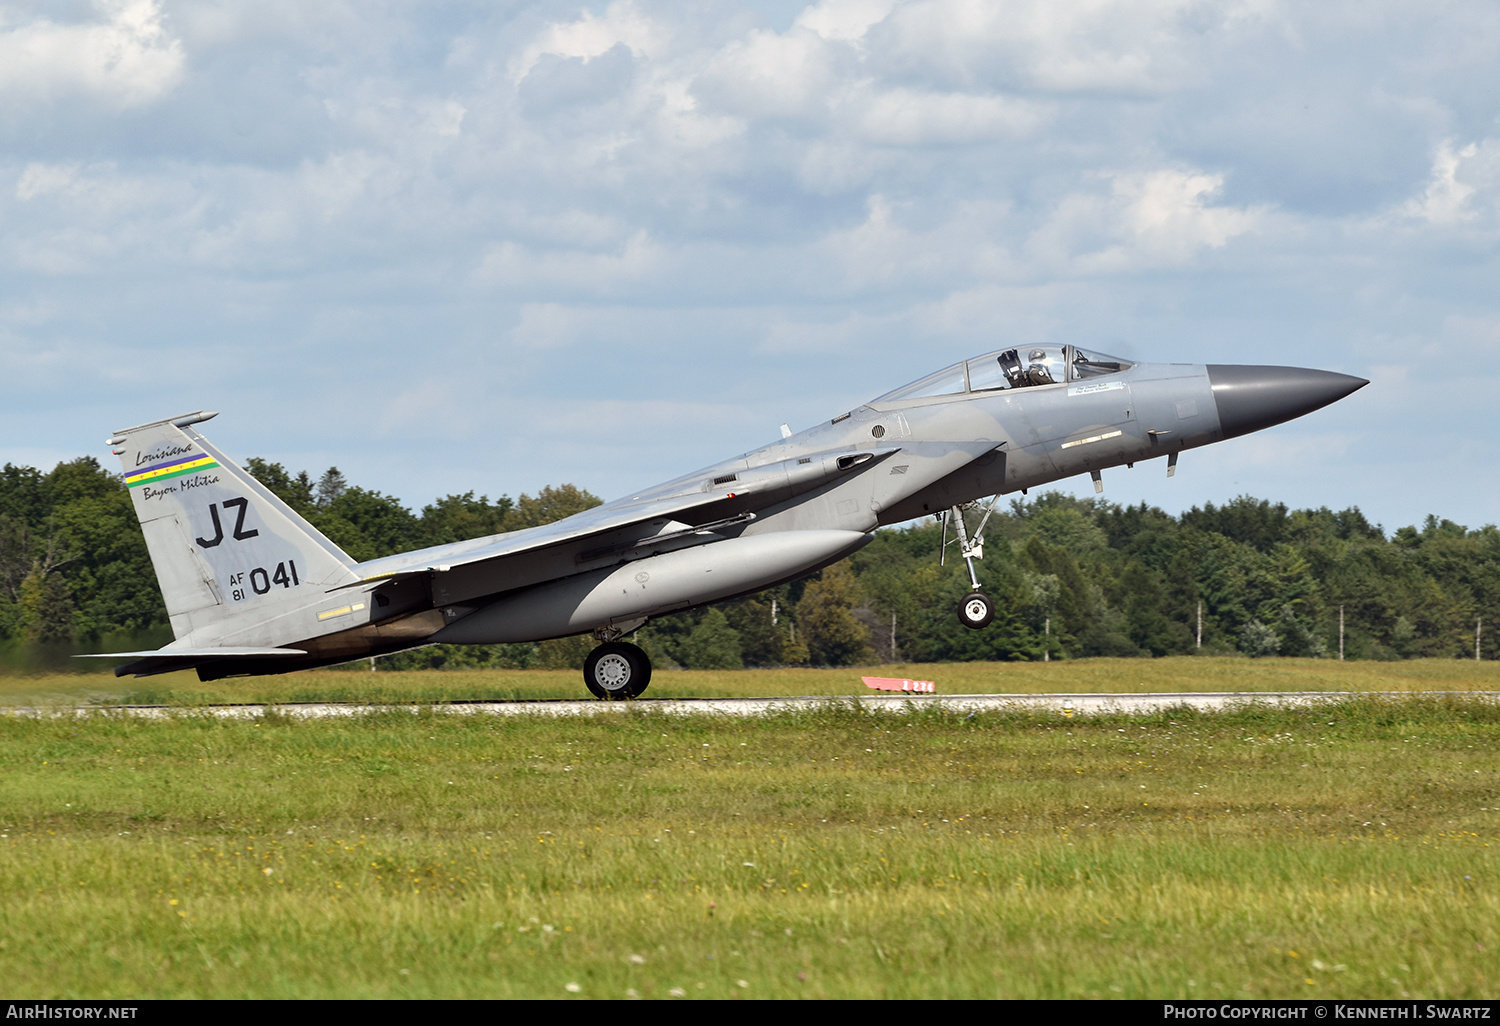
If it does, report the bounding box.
[1028,348,1047,363]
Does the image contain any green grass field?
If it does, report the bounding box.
[4,655,1500,707]
[0,686,1496,998]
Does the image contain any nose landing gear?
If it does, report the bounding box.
[942,499,1000,631]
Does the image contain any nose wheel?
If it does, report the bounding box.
[958,591,995,630]
[583,641,652,700]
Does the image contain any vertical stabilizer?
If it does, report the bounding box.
[110,412,360,646]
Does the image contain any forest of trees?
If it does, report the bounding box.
[2,454,1496,671]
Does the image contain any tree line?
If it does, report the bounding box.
[2,455,1496,670]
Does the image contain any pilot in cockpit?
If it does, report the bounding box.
[1026,348,1055,386]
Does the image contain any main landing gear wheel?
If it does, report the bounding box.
[583,641,652,700]
[958,591,995,630]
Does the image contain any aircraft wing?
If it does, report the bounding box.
[346,480,791,605]
[354,489,743,580]
[348,445,906,607]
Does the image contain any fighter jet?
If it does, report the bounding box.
[92,348,1365,697]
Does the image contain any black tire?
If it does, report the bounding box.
[583,641,652,700]
[958,591,995,630]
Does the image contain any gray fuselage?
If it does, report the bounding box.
[113,353,1363,680]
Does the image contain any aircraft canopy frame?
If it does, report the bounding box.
[873,345,1134,404]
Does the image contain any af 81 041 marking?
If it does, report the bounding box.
[228,560,300,602]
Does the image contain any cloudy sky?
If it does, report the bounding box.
[3,0,1497,534]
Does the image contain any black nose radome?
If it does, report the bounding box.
[1206,365,1368,441]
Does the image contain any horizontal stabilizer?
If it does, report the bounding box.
[75,647,307,679]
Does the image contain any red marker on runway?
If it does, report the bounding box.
[862,677,935,693]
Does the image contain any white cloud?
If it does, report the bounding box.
[165,1,362,50]
[472,231,666,297]
[811,165,1261,293]
[904,282,1070,342]
[695,27,844,121]
[793,0,897,43]
[429,99,467,139]
[0,328,183,391]
[0,0,184,108]
[293,151,393,224]
[760,308,898,354]
[1114,169,1261,252]
[853,88,1046,145]
[816,194,1014,291]
[5,160,201,273]
[650,77,744,154]
[506,302,590,351]
[510,1,665,83]
[1031,169,1265,273]
[15,163,82,201]
[1405,139,1500,226]
[874,0,1210,94]
[1406,140,1476,225]
[795,139,886,195]
[12,160,185,216]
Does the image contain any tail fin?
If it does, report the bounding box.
[111,412,360,646]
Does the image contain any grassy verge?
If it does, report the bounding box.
[3,656,1499,707]
[0,697,1495,998]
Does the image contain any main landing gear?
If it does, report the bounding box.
[942,499,1000,631]
[583,639,652,700]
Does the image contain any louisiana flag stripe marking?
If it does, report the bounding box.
[125,454,220,488]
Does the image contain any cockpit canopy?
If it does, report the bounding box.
[874,346,1134,404]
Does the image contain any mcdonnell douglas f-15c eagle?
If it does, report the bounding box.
[91,349,1365,697]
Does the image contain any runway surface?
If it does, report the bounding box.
[12,691,1498,720]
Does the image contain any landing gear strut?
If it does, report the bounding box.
[583,641,652,700]
[943,500,999,630]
